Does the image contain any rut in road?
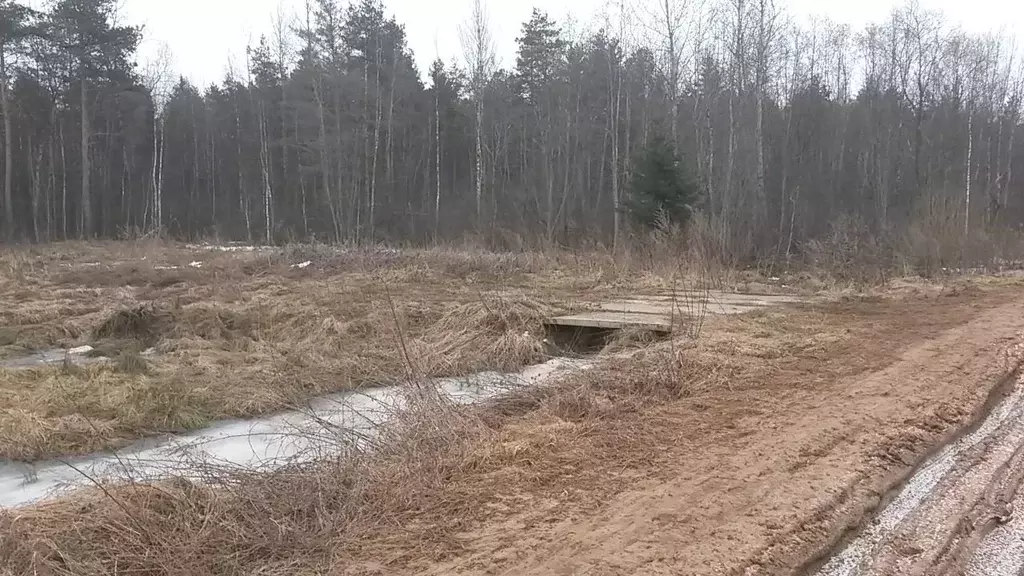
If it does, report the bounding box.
[816,368,1024,576]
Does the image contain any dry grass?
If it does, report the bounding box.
[0,295,866,576]
[0,289,557,461]
[2,239,1014,462]
[0,242,619,461]
[2,243,1020,575]
[0,350,718,575]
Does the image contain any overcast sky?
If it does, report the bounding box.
[24,0,1024,86]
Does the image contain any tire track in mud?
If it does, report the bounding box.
[815,371,1024,576]
[964,451,1024,576]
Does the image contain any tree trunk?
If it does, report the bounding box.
[60,122,67,240]
[776,97,794,260]
[724,94,737,251]
[755,89,766,237]
[315,82,341,241]
[259,104,274,244]
[1,47,13,240]
[80,75,92,238]
[474,95,484,225]
[369,42,382,241]
[1004,119,1016,220]
[610,46,622,251]
[157,117,165,232]
[434,79,442,240]
[192,100,200,234]
[28,133,41,243]
[151,112,162,232]
[965,106,973,238]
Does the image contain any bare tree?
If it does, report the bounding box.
[142,42,174,234]
[645,0,698,143]
[752,0,781,228]
[459,0,495,224]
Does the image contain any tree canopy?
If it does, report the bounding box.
[0,0,1019,268]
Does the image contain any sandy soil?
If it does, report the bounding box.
[401,289,1024,576]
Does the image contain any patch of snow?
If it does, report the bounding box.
[189,261,202,268]
[186,243,270,253]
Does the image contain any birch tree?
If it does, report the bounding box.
[459,0,494,224]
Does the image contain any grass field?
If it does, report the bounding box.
[1,240,993,463]
[0,242,632,461]
[4,240,1021,576]
[3,240,791,462]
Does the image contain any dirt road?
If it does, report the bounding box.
[807,289,1024,576]
[816,357,1024,576]
[7,286,1024,576]
[412,290,1024,576]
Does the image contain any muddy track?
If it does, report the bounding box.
[816,368,1024,576]
[397,293,1024,576]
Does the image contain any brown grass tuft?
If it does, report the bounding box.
[93,306,167,346]
[114,349,151,375]
[412,295,553,376]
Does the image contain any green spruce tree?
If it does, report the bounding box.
[623,135,699,230]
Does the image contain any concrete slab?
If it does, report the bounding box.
[547,291,806,333]
[545,311,673,332]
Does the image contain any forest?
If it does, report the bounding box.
[0,0,1021,266]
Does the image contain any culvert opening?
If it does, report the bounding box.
[543,323,670,356]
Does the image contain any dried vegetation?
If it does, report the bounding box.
[0,240,1021,575]
[0,242,600,460]
[0,292,954,576]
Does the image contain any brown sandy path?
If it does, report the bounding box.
[418,291,1024,576]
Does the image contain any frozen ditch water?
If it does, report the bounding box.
[0,346,101,369]
[0,358,586,509]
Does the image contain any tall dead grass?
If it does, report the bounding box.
[0,281,556,460]
[0,233,929,462]
[410,295,553,375]
[0,339,733,576]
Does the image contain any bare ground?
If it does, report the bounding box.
[2,260,1022,576]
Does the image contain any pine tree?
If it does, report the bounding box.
[624,135,699,230]
[47,0,140,238]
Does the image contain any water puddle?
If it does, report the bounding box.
[0,358,585,509]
